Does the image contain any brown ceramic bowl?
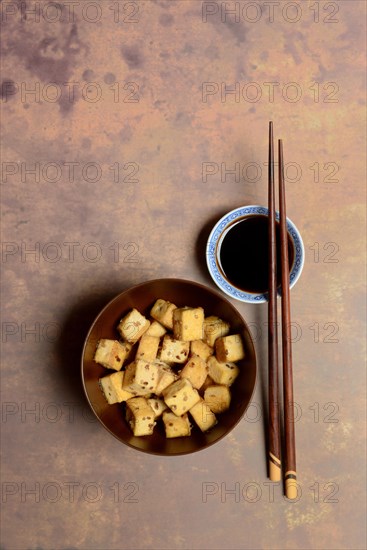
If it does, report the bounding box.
[81,278,257,455]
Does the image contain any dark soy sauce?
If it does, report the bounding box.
[219,215,294,294]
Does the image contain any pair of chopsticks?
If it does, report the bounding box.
[267,121,297,499]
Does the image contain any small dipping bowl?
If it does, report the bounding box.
[206,205,305,304]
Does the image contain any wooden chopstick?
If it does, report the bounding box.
[278,138,297,499]
[268,122,281,482]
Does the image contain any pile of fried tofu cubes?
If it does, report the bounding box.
[94,299,245,438]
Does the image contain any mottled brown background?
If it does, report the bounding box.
[1,1,366,549]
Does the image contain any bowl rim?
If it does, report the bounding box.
[81,277,257,455]
[206,205,305,304]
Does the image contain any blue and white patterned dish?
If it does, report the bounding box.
[206,205,304,304]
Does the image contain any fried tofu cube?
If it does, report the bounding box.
[150,299,177,329]
[126,397,156,436]
[117,309,150,343]
[203,316,230,347]
[189,399,217,432]
[154,361,179,396]
[145,320,167,338]
[204,385,231,413]
[162,411,191,438]
[135,334,160,362]
[180,355,208,390]
[94,339,131,371]
[173,307,204,341]
[162,378,201,416]
[207,356,239,386]
[158,335,190,364]
[122,359,159,395]
[99,371,135,404]
[215,334,245,362]
[190,339,213,362]
[147,398,168,418]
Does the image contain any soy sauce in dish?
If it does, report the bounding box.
[218,215,294,294]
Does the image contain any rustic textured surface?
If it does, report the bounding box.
[1,1,366,549]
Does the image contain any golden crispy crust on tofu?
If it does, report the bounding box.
[189,399,217,432]
[125,397,156,436]
[117,309,150,343]
[158,335,190,364]
[180,355,208,390]
[94,339,132,371]
[99,371,135,404]
[207,356,239,386]
[173,307,204,341]
[162,378,201,416]
[154,361,179,396]
[190,340,213,362]
[136,334,160,362]
[203,316,230,347]
[215,334,245,362]
[162,411,191,438]
[122,360,159,395]
[150,299,177,329]
[204,385,231,413]
[145,320,167,338]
